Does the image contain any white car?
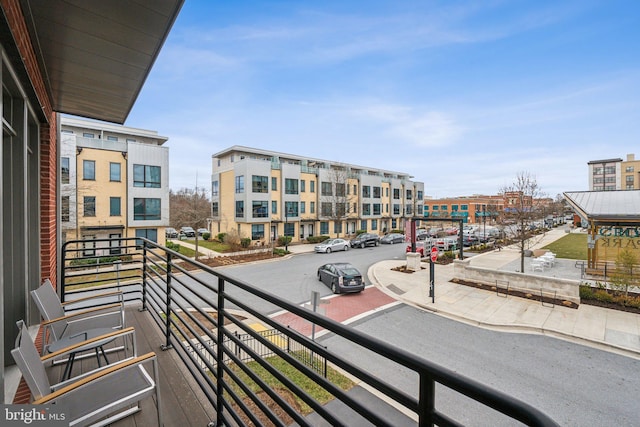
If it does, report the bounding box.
[314,238,350,253]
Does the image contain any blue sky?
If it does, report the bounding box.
[126,0,640,199]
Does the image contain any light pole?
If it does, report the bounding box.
[483,205,486,242]
[285,207,289,252]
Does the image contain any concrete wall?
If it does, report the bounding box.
[453,259,581,304]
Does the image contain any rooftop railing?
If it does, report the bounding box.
[61,237,558,426]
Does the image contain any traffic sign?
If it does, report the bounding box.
[430,246,438,262]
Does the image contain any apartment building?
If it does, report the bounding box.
[60,117,171,252]
[423,195,504,225]
[588,154,639,191]
[211,146,425,243]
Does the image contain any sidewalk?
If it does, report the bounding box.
[369,228,640,358]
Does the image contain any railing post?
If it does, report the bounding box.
[419,372,435,427]
[161,250,173,350]
[140,242,149,311]
[216,277,225,427]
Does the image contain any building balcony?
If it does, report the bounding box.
[31,237,558,426]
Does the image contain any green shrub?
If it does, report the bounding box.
[593,289,613,303]
[355,230,366,236]
[277,236,292,246]
[216,232,227,242]
[579,285,594,299]
[166,241,181,253]
[306,235,329,244]
[241,238,251,248]
[69,255,132,266]
[202,232,211,241]
[273,248,288,256]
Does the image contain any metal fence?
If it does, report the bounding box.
[62,237,558,427]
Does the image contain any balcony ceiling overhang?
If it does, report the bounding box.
[20,0,183,124]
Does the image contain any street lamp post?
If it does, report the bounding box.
[483,205,486,242]
[285,207,289,252]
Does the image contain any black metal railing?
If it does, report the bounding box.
[62,237,558,426]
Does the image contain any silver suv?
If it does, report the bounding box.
[350,233,380,248]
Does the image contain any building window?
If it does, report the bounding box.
[212,201,219,217]
[271,177,277,191]
[134,198,161,220]
[310,201,315,214]
[126,138,136,143]
[393,204,400,215]
[110,162,121,181]
[83,160,95,180]
[320,182,332,196]
[393,189,400,199]
[371,219,378,230]
[82,236,96,256]
[235,201,244,218]
[135,228,158,244]
[406,190,412,200]
[83,196,96,217]
[360,220,367,231]
[373,187,381,198]
[285,201,298,217]
[626,166,634,173]
[252,175,268,193]
[285,178,299,194]
[272,201,277,214]
[109,233,122,254]
[235,175,245,193]
[417,190,423,200]
[334,222,342,234]
[133,164,161,188]
[373,204,381,215]
[441,205,448,210]
[320,222,329,235]
[252,224,265,240]
[300,201,306,214]
[107,135,118,141]
[252,201,268,218]
[61,157,70,184]
[83,132,95,138]
[110,197,121,216]
[406,205,413,215]
[321,202,332,216]
[62,196,70,222]
[461,204,468,211]
[362,203,371,215]
[284,223,295,237]
[212,180,219,196]
[452,205,459,211]
[353,203,357,214]
[336,203,346,217]
[300,180,306,192]
[310,181,315,193]
[362,186,371,198]
[336,183,346,197]
[626,176,634,183]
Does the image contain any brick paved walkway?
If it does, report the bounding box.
[271,286,397,336]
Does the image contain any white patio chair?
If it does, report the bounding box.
[531,259,545,272]
[31,279,125,355]
[11,321,161,427]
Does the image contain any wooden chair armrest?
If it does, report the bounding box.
[61,290,124,306]
[41,303,123,326]
[34,352,156,404]
[41,327,135,362]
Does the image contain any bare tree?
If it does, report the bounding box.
[501,171,545,273]
[170,186,210,259]
[320,165,357,238]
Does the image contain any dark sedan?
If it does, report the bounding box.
[317,263,365,294]
[380,233,405,244]
[350,233,380,248]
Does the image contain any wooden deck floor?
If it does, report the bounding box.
[47,305,215,426]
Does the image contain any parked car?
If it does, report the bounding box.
[317,262,365,294]
[314,238,350,253]
[180,226,196,237]
[197,228,209,236]
[380,233,405,244]
[406,241,427,257]
[165,227,178,239]
[350,233,380,248]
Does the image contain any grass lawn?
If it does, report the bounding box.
[227,352,355,416]
[181,239,230,252]
[542,233,587,260]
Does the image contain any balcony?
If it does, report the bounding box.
[52,237,557,426]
